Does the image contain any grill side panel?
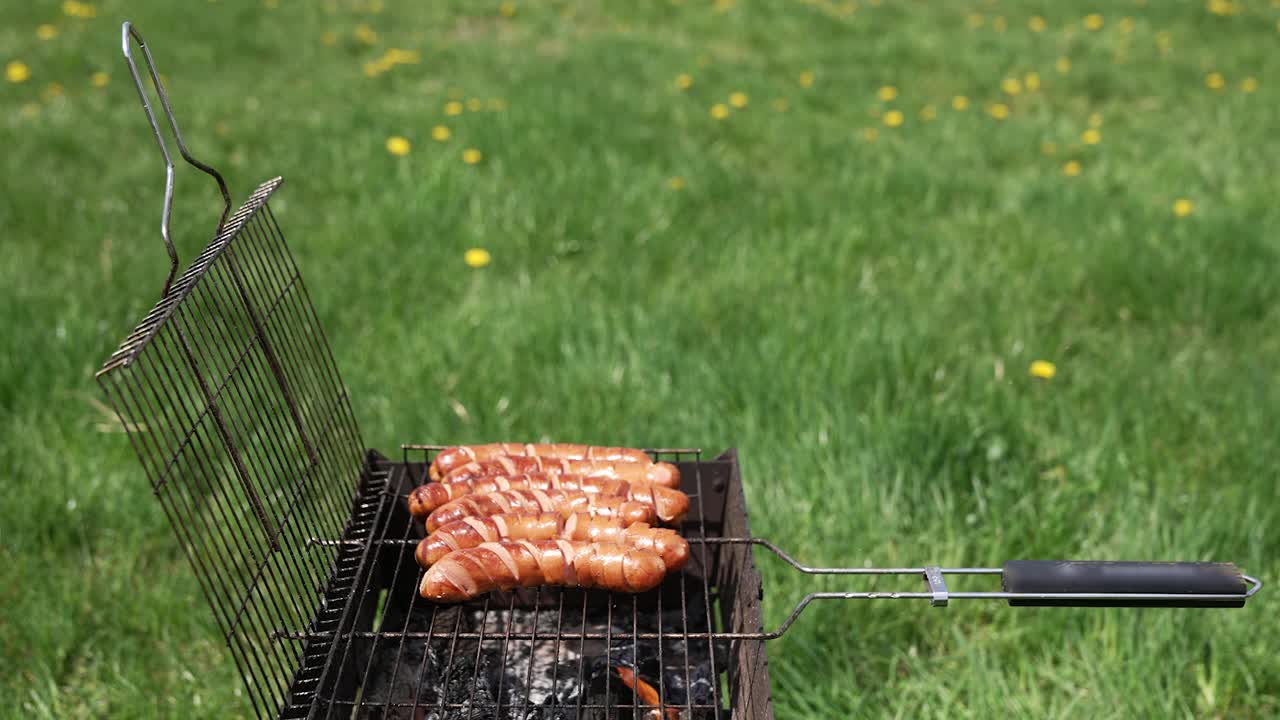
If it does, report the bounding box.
[97,177,366,719]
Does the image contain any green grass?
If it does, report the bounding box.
[3,0,1279,717]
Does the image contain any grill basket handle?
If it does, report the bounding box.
[121,21,232,298]
[1001,560,1248,608]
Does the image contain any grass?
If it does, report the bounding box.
[2,0,1279,717]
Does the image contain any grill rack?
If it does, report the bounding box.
[97,22,1260,720]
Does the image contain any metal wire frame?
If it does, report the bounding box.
[97,178,368,719]
[278,448,742,719]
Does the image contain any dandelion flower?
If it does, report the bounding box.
[466,98,482,111]
[385,136,411,156]
[1119,16,1135,33]
[878,85,898,101]
[920,104,937,121]
[462,148,482,164]
[321,31,338,46]
[798,70,814,87]
[1206,72,1225,90]
[1029,16,1046,32]
[728,91,748,108]
[5,60,31,84]
[1172,198,1194,217]
[675,73,693,90]
[1088,113,1103,128]
[966,13,983,28]
[354,24,377,44]
[464,248,491,268]
[667,176,686,190]
[992,16,1007,32]
[431,125,451,141]
[861,127,879,142]
[1024,72,1041,91]
[42,82,64,101]
[883,109,904,127]
[36,24,58,40]
[1056,57,1072,74]
[1081,129,1101,145]
[987,103,1010,120]
[709,103,729,119]
[499,1,517,17]
[1083,13,1103,31]
[1029,360,1057,379]
[1062,160,1082,176]
[1001,77,1022,95]
[1156,31,1171,50]
[444,100,464,116]
[951,95,969,110]
[1241,77,1259,93]
[62,1,96,18]
[90,71,109,88]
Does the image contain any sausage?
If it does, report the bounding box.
[416,512,690,570]
[429,443,654,481]
[407,474,690,523]
[420,540,667,602]
[442,456,680,489]
[425,489,654,532]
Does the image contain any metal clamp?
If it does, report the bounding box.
[923,566,948,607]
[122,21,231,298]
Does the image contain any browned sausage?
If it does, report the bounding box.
[420,540,667,602]
[416,512,690,570]
[429,443,653,481]
[425,489,654,532]
[407,474,689,523]
[442,456,680,489]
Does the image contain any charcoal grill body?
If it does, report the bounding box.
[98,175,775,719]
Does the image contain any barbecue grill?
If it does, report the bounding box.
[97,24,1261,720]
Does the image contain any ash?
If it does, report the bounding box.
[355,587,720,720]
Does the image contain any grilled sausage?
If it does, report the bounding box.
[407,474,689,523]
[420,540,667,602]
[425,489,654,532]
[442,456,680,489]
[429,443,653,481]
[416,512,690,570]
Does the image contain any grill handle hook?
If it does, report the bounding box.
[121,21,232,299]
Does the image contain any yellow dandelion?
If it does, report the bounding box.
[444,100,464,116]
[1025,72,1041,92]
[966,13,983,28]
[464,248,492,268]
[1172,198,1194,217]
[1056,57,1072,75]
[987,103,1010,120]
[385,136,411,156]
[1062,160,1082,176]
[1029,360,1057,379]
[1119,16,1135,33]
[42,82,64,101]
[265,0,279,8]
[62,1,96,18]
[1088,112,1104,128]
[1206,72,1225,90]
[90,71,109,88]
[1081,128,1101,145]
[1206,0,1239,15]
[675,73,693,90]
[499,1,517,17]
[728,91,748,108]
[710,103,730,119]
[466,98,482,112]
[354,24,377,44]
[431,125,451,142]
[1156,31,1171,50]
[772,97,789,111]
[713,0,735,11]
[1083,13,1104,31]
[951,95,970,111]
[920,104,937,121]
[5,60,31,84]
[321,31,338,46]
[1029,16,1046,32]
[1041,141,1058,156]
[883,109,904,127]
[1241,77,1259,93]
[992,16,1007,32]
[1001,77,1022,96]
[36,24,58,40]
[798,70,815,88]
[667,176,686,191]
[861,127,879,142]
[878,85,898,101]
[462,148,482,164]
[20,102,40,118]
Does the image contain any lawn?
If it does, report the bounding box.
[2,0,1278,717]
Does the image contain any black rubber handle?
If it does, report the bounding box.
[1002,561,1246,607]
